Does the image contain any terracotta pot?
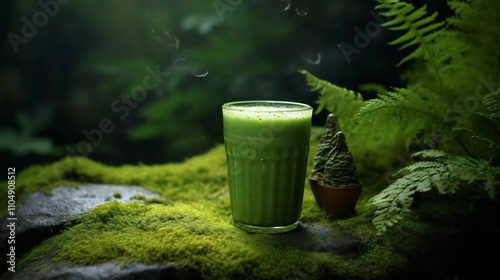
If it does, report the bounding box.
[317,183,362,219]
[308,176,323,208]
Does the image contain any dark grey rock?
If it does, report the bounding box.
[2,185,161,235]
[273,222,361,260]
[0,185,162,268]
[272,222,362,280]
[4,258,180,280]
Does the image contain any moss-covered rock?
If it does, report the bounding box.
[1,144,497,279]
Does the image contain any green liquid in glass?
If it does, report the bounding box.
[223,101,312,233]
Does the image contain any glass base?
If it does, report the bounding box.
[233,220,299,234]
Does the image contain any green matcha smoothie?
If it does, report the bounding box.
[222,101,312,233]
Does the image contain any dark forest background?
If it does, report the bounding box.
[0,0,450,170]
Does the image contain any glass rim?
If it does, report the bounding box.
[222,100,312,112]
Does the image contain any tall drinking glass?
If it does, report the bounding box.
[222,100,312,233]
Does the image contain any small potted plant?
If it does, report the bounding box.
[316,131,362,219]
[309,113,339,208]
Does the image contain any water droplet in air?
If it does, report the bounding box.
[281,0,291,11]
[295,7,308,16]
[307,52,322,65]
[194,70,209,78]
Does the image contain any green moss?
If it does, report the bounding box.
[23,201,367,279]
[6,144,477,279]
[130,194,168,205]
[31,264,50,273]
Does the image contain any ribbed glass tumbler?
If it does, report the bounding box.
[222,100,312,233]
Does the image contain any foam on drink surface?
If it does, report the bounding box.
[223,103,311,121]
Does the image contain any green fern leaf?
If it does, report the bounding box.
[369,149,499,234]
[368,176,416,233]
[447,0,472,17]
[411,149,450,160]
[431,30,470,91]
[300,70,363,124]
[376,1,444,67]
[354,87,444,148]
[355,88,428,118]
[358,83,387,96]
[445,0,500,96]
[482,90,500,122]
[453,127,500,152]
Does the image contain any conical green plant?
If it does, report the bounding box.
[311,114,340,180]
[321,131,361,188]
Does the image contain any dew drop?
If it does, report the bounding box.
[194,70,209,78]
[281,0,291,11]
[295,7,308,16]
[307,52,322,65]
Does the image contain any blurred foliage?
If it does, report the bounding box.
[0,110,53,156]
[1,0,408,168]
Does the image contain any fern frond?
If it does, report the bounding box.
[358,83,387,96]
[470,136,500,152]
[447,0,472,17]
[444,0,500,96]
[369,150,500,234]
[412,149,450,160]
[482,90,500,122]
[451,89,500,156]
[446,0,472,32]
[376,1,445,67]
[354,87,444,148]
[300,70,363,123]
[453,127,500,152]
[369,180,415,233]
[355,88,434,118]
